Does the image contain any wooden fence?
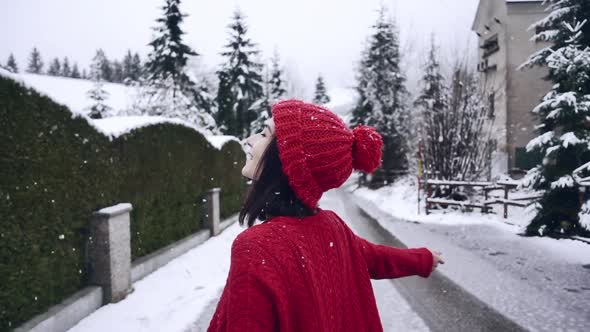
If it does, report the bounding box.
[425,179,543,218]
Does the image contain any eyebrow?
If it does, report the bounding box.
[264,124,272,134]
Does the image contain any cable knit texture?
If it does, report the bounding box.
[270,100,383,210]
[207,210,434,332]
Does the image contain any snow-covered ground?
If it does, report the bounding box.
[351,176,590,331]
[67,220,244,332]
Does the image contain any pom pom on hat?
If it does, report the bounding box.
[352,125,383,173]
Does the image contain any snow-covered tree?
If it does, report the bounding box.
[141,0,216,130]
[5,53,18,73]
[87,49,112,119]
[47,57,61,76]
[525,0,590,68]
[71,63,81,78]
[99,52,113,82]
[351,6,410,185]
[520,18,590,237]
[216,9,264,139]
[313,74,330,105]
[251,50,287,133]
[112,60,123,83]
[61,57,71,77]
[26,47,43,74]
[269,50,287,103]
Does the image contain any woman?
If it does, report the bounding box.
[208,100,444,332]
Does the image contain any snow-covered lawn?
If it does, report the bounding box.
[67,221,244,332]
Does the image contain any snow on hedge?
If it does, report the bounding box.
[0,68,240,151]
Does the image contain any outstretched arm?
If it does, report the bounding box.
[354,234,436,279]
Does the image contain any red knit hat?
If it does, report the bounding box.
[271,99,383,210]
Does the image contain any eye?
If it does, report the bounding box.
[260,132,267,137]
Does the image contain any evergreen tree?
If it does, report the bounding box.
[131,53,143,80]
[251,51,287,133]
[81,69,88,80]
[143,0,215,130]
[216,9,264,138]
[352,7,410,185]
[5,53,18,73]
[313,74,330,104]
[112,60,124,83]
[47,57,61,76]
[269,50,287,103]
[86,49,112,119]
[26,47,43,74]
[526,0,590,69]
[122,50,134,83]
[520,18,590,237]
[99,52,113,82]
[61,57,71,77]
[71,63,81,78]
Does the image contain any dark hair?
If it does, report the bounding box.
[239,137,316,227]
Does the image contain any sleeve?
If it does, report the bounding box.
[353,234,434,279]
[207,232,278,332]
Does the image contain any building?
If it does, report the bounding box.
[472,0,551,178]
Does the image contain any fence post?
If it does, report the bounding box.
[503,185,509,218]
[206,188,221,236]
[88,203,133,304]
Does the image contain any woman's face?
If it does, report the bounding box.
[242,118,275,180]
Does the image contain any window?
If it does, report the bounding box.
[481,34,500,57]
[514,147,542,170]
[488,93,495,118]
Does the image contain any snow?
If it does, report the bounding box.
[67,220,244,332]
[526,131,553,152]
[560,132,582,148]
[97,203,132,215]
[350,177,590,331]
[2,72,240,151]
[324,87,357,124]
[13,72,133,115]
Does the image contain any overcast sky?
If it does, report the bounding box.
[0,0,479,98]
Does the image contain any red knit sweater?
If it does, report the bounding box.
[207,209,433,332]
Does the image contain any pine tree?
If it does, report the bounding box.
[216,9,264,138]
[86,49,112,119]
[520,18,590,237]
[112,60,123,83]
[142,0,215,130]
[313,74,330,105]
[5,53,18,73]
[99,52,113,82]
[525,0,590,69]
[62,57,71,77]
[131,53,143,80]
[414,38,448,179]
[71,63,81,78]
[122,50,134,83]
[352,7,410,185]
[47,57,61,76]
[251,51,287,133]
[26,47,43,74]
[81,69,88,80]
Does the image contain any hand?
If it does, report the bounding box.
[430,250,445,272]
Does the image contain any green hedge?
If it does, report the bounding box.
[0,75,246,331]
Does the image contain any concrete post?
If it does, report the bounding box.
[206,188,221,236]
[88,203,133,304]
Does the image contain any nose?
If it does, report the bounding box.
[244,133,258,147]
